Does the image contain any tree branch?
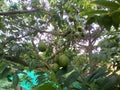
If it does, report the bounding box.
[5,56,28,66]
[22,24,72,37]
[0,8,51,16]
[4,55,47,68]
[0,52,46,68]
[91,27,104,43]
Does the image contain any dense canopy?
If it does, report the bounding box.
[0,0,120,90]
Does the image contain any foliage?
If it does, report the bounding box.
[85,0,120,30]
[0,0,120,90]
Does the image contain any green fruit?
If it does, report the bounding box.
[58,54,69,67]
[38,41,47,52]
[52,63,59,72]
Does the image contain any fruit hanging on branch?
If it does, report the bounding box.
[58,54,69,68]
[52,63,59,72]
[38,41,47,52]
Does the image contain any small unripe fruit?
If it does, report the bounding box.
[38,41,47,52]
[52,63,59,72]
[58,54,69,67]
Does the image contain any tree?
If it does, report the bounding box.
[0,0,120,90]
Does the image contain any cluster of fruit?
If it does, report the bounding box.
[52,54,69,72]
[38,41,69,72]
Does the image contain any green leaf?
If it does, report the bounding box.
[86,16,97,25]
[0,63,8,73]
[56,67,68,78]
[35,83,57,90]
[29,60,36,70]
[102,74,118,90]
[1,67,11,78]
[111,12,120,29]
[90,69,106,82]
[13,73,19,88]
[72,81,82,89]
[95,77,106,87]
[81,10,108,16]
[92,1,120,10]
[87,68,107,83]
[64,71,79,86]
[63,87,68,90]
[97,15,113,30]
